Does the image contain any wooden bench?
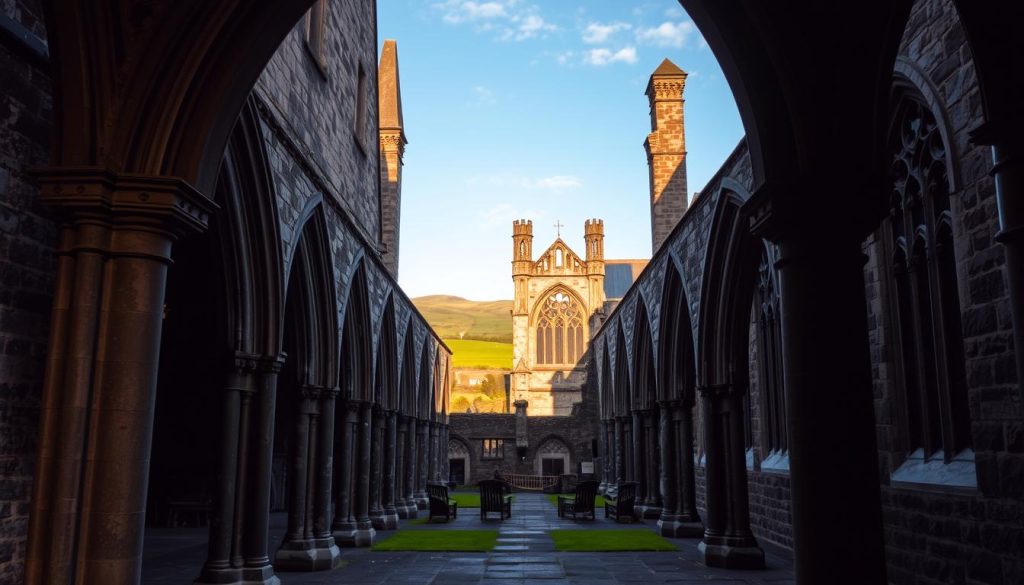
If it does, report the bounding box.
[558,479,599,520]
[478,479,512,520]
[603,481,638,523]
[427,483,458,522]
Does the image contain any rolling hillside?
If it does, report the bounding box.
[412,295,513,343]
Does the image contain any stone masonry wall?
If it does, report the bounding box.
[0,3,51,582]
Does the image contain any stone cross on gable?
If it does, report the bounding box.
[553,220,564,238]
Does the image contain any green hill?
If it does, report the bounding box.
[445,339,513,370]
[412,295,513,343]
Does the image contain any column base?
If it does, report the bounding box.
[639,504,662,519]
[657,516,704,538]
[353,521,376,546]
[698,539,765,570]
[397,503,418,519]
[331,522,359,547]
[372,511,399,530]
[195,563,281,585]
[273,538,342,572]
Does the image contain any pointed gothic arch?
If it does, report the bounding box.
[631,299,657,410]
[658,262,696,404]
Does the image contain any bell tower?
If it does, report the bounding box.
[584,219,606,326]
[512,219,533,316]
[645,58,688,253]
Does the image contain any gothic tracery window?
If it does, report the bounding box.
[887,88,971,462]
[535,290,585,366]
[755,245,788,456]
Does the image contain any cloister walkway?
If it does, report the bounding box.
[142,493,794,584]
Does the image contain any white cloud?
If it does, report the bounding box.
[479,203,546,228]
[556,50,575,65]
[470,85,497,105]
[635,21,694,48]
[534,175,582,190]
[581,22,631,44]
[584,46,638,66]
[436,1,507,23]
[434,0,556,42]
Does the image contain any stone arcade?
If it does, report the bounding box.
[0,1,1023,585]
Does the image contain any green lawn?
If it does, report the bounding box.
[449,492,481,508]
[372,530,498,552]
[546,493,606,509]
[445,339,512,369]
[548,529,677,552]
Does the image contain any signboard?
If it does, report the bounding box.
[580,461,594,474]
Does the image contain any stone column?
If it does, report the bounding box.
[656,402,679,535]
[614,416,626,483]
[772,232,886,583]
[673,399,703,536]
[353,401,376,545]
[275,385,341,571]
[369,405,385,529]
[400,416,419,518]
[642,410,661,518]
[698,385,763,569]
[24,170,214,585]
[415,420,430,508]
[313,388,339,545]
[428,422,440,484]
[631,410,645,517]
[599,419,612,493]
[442,425,451,483]
[242,355,284,581]
[332,400,359,546]
[381,410,399,529]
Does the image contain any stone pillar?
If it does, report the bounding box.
[674,399,703,535]
[442,425,451,483]
[380,410,400,529]
[973,127,1024,400]
[415,420,430,508]
[698,385,763,569]
[353,401,376,545]
[642,410,661,518]
[275,385,341,571]
[656,402,679,536]
[243,356,284,581]
[400,416,419,518]
[197,353,283,584]
[614,416,626,483]
[24,170,214,585]
[772,232,887,583]
[332,400,359,546]
[369,405,385,529]
[599,419,613,493]
[428,422,440,484]
[631,410,645,517]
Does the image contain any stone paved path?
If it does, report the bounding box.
[142,493,795,584]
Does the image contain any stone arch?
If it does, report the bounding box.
[533,435,572,477]
[340,262,372,402]
[375,296,398,407]
[399,317,417,413]
[613,324,631,418]
[892,58,963,192]
[45,1,319,192]
[447,435,472,486]
[631,299,657,410]
[658,262,697,404]
[418,336,434,420]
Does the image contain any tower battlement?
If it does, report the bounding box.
[513,219,533,235]
[584,218,604,236]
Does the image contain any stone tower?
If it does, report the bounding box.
[510,219,606,415]
[378,39,406,277]
[645,58,688,252]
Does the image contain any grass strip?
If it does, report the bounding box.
[546,493,606,509]
[549,529,677,552]
[371,530,498,552]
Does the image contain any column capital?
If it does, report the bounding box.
[321,386,341,400]
[34,167,217,238]
[257,354,286,374]
[657,399,682,409]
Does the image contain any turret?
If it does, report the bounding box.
[512,219,533,316]
[584,218,605,273]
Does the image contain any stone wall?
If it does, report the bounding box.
[449,413,597,486]
[0,3,50,582]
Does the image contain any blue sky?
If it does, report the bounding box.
[379,1,742,301]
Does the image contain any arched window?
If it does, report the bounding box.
[535,290,585,366]
[887,88,971,462]
[756,245,787,457]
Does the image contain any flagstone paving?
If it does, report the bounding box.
[142,492,795,584]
